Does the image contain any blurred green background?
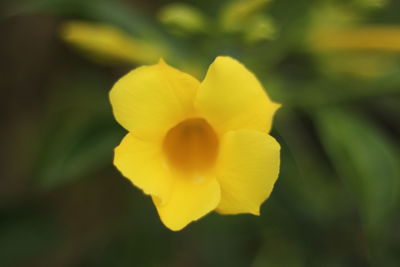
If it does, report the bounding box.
[1,0,400,266]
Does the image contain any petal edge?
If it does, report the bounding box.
[153,178,220,231]
[114,133,172,202]
[215,130,280,215]
[110,60,200,141]
[195,56,280,135]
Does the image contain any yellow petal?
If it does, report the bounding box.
[216,130,280,215]
[195,56,280,135]
[114,133,171,202]
[153,178,220,231]
[110,60,200,140]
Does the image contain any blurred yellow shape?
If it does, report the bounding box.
[60,21,165,64]
[110,57,281,231]
[311,26,400,52]
[318,53,398,78]
[308,3,400,78]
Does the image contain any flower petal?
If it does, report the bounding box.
[216,130,280,215]
[195,56,280,134]
[110,60,200,140]
[153,178,220,231]
[114,133,171,202]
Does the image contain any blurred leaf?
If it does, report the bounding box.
[352,0,388,10]
[31,69,123,191]
[220,0,271,33]
[0,210,58,267]
[158,3,208,36]
[18,0,159,37]
[253,236,306,267]
[268,71,400,108]
[33,115,121,190]
[274,109,346,223]
[242,15,276,44]
[314,108,399,235]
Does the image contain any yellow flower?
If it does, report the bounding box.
[110,56,281,231]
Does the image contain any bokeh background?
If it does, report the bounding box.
[1,0,400,266]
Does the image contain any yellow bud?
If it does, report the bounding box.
[60,21,166,65]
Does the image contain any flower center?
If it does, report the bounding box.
[163,118,219,174]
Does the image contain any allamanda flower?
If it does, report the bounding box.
[110,56,281,231]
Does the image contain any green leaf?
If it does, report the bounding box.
[31,70,123,191]
[0,210,58,267]
[314,108,399,236]
[11,0,157,36]
[33,115,121,190]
